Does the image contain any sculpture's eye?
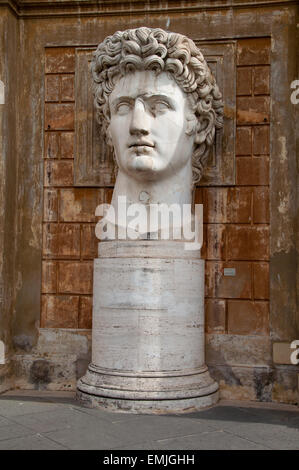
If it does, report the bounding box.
[116,102,131,115]
[150,100,170,114]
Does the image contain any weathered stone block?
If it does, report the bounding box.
[45,47,75,74]
[42,223,80,258]
[58,224,81,258]
[45,132,59,159]
[227,225,269,260]
[45,103,75,130]
[44,160,74,187]
[253,262,269,300]
[36,329,91,356]
[236,126,252,156]
[41,294,79,328]
[205,299,226,334]
[227,300,269,335]
[42,261,57,294]
[206,224,226,260]
[273,342,294,365]
[58,261,93,294]
[45,75,60,102]
[43,189,58,222]
[253,187,269,223]
[43,223,59,258]
[80,224,97,259]
[237,38,270,66]
[59,188,105,223]
[79,296,93,329]
[237,67,252,96]
[254,66,270,95]
[13,353,79,391]
[203,188,227,223]
[206,334,271,366]
[236,156,269,185]
[203,187,258,225]
[61,75,75,102]
[237,96,270,124]
[272,367,299,404]
[227,187,252,223]
[60,132,74,159]
[253,125,270,155]
[206,261,252,299]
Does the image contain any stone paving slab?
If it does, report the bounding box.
[0,391,298,450]
[0,433,68,450]
[151,429,270,450]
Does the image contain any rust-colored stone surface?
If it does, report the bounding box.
[236,127,252,156]
[227,225,269,260]
[79,296,93,329]
[58,261,93,295]
[45,103,75,131]
[201,37,272,341]
[236,156,269,185]
[44,160,74,187]
[45,47,75,74]
[237,38,271,66]
[253,187,269,223]
[253,66,270,95]
[253,262,270,300]
[59,188,106,223]
[237,67,252,96]
[205,299,226,334]
[41,261,57,294]
[253,126,270,155]
[227,300,269,336]
[41,294,79,328]
[237,96,270,125]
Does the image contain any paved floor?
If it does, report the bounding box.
[0,390,298,450]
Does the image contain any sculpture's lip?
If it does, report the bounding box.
[128,142,155,148]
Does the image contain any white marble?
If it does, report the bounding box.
[109,70,195,206]
[77,241,218,413]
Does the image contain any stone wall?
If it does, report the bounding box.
[41,39,270,344]
[0,6,19,392]
[0,0,298,403]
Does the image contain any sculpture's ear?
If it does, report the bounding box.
[195,113,214,145]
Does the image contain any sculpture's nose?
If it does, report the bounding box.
[129,98,150,136]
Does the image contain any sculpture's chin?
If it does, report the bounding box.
[128,155,155,173]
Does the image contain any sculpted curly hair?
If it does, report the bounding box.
[92,27,223,184]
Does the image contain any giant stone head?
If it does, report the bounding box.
[92,27,223,185]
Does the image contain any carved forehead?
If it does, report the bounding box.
[109,70,190,106]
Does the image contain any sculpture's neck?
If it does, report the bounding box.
[111,161,193,208]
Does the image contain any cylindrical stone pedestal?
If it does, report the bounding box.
[77,240,218,414]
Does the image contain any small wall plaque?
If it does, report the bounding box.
[224,268,236,277]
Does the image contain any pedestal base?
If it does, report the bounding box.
[77,241,219,414]
[76,389,219,415]
[77,361,219,413]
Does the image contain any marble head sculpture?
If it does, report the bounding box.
[77,27,223,412]
[92,27,223,187]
